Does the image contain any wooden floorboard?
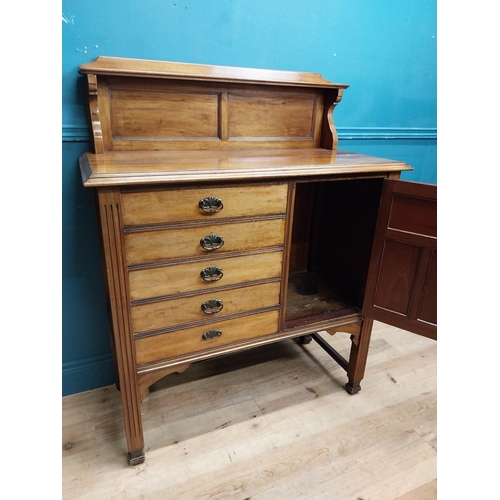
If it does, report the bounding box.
[62,321,437,499]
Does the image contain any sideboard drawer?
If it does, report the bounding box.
[131,281,281,334]
[121,184,288,225]
[135,309,280,365]
[129,250,283,301]
[125,218,286,265]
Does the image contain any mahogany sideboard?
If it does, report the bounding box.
[78,56,437,465]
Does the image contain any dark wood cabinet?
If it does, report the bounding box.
[363,180,437,340]
[78,57,437,465]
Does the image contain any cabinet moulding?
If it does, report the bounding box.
[62,125,437,142]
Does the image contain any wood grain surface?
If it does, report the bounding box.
[121,183,288,225]
[124,218,286,265]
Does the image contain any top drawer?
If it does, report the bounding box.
[121,184,289,226]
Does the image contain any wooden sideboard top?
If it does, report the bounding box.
[79,56,349,89]
[78,57,411,186]
[80,148,412,187]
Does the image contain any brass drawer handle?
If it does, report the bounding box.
[201,299,223,314]
[200,266,223,282]
[199,196,223,214]
[200,234,224,251]
[202,329,222,341]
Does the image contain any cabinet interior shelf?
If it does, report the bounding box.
[285,271,360,328]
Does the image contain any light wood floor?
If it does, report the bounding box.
[62,321,437,499]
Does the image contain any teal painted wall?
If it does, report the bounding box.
[62,0,437,395]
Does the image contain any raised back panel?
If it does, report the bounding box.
[81,57,347,153]
[97,77,324,150]
[228,90,319,142]
[110,88,220,140]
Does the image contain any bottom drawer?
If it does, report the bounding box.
[135,309,280,366]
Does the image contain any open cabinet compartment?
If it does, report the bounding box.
[285,177,384,328]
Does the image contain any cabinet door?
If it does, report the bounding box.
[362,179,437,340]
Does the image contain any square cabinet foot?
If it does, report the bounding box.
[128,451,145,466]
[344,383,361,395]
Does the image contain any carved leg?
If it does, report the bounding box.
[98,188,145,465]
[123,399,145,465]
[345,317,374,394]
[94,193,122,392]
[105,305,121,391]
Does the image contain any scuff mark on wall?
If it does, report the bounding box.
[62,13,75,25]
